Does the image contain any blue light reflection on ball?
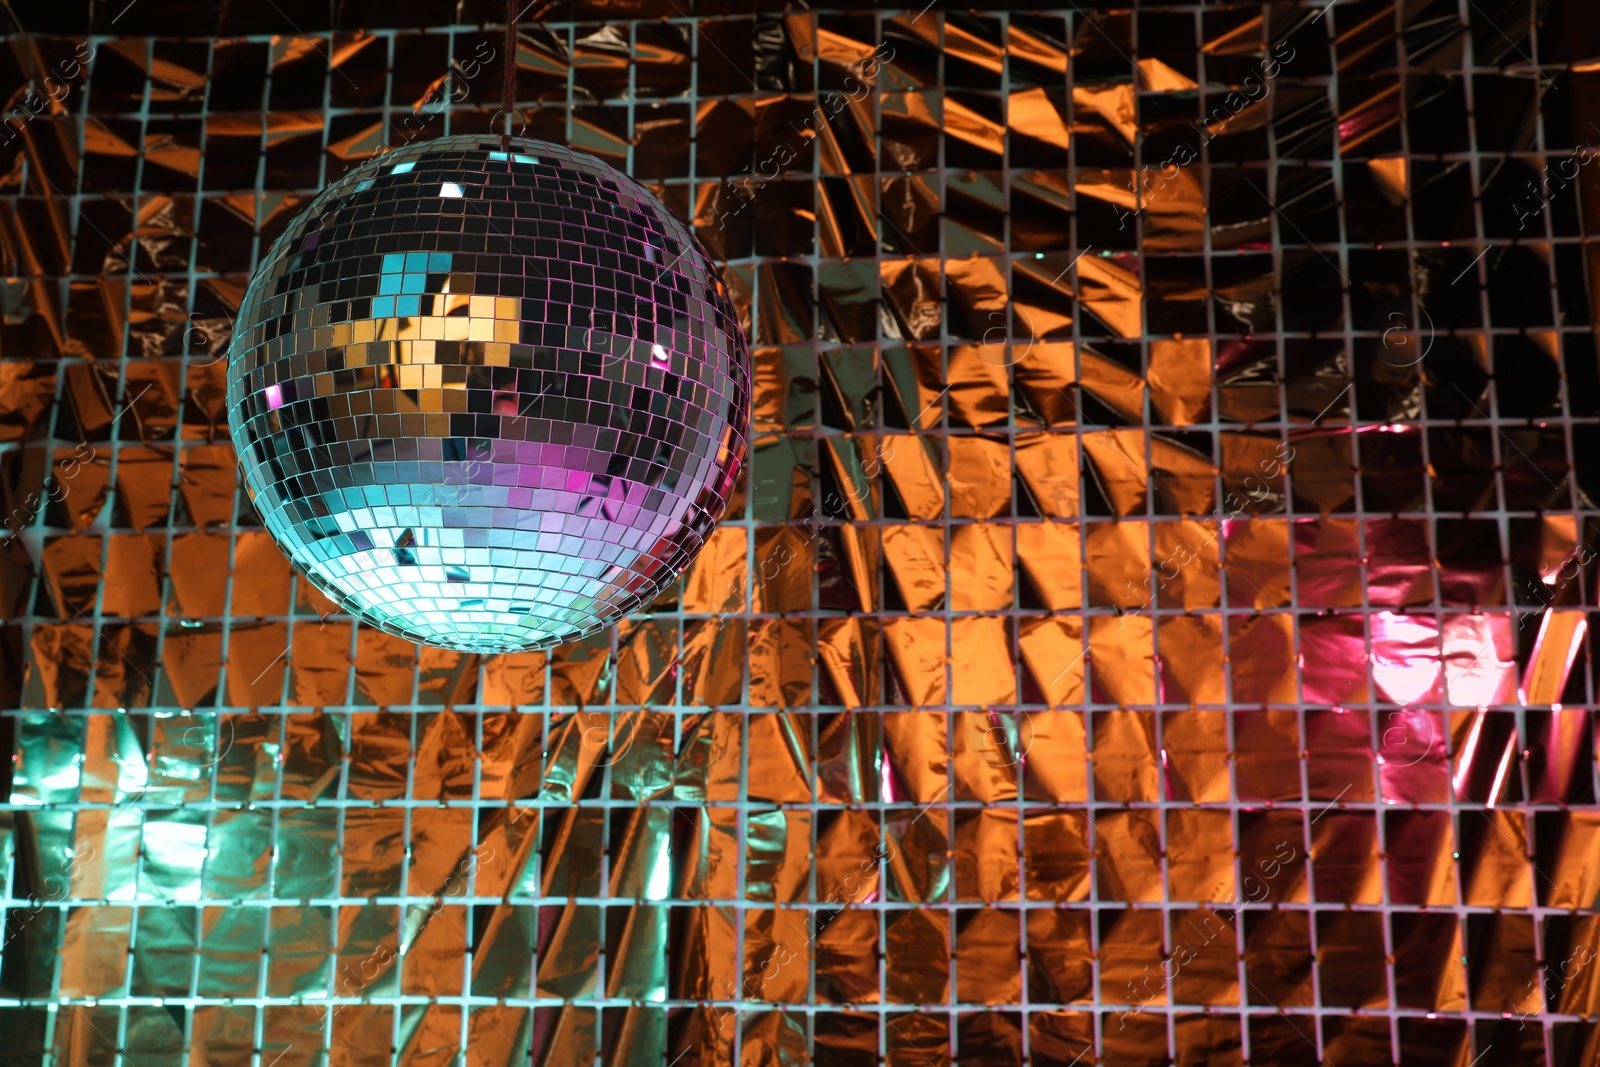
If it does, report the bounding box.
[226,137,751,653]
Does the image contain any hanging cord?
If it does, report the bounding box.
[501,0,517,151]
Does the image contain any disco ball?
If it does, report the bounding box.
[225,136,750,653]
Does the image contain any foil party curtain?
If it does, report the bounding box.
[4,2,1600,1066]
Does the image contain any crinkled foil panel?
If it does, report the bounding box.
[4,3,1600,1065]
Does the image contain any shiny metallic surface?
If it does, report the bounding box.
[3,4,1600,1066]
[227,136,749,653]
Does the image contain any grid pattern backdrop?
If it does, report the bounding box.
[3,2,1600,1065]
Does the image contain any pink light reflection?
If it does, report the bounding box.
[1368,612,1442,706]
[1520,609,1587,706]
[1452,711,1485,797]
[1486,734,1517,809]
[1378,706,1445,804]
[1442,614,1516,706]
[264,383,283,410]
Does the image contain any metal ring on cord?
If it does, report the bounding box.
[487,109,529,144]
